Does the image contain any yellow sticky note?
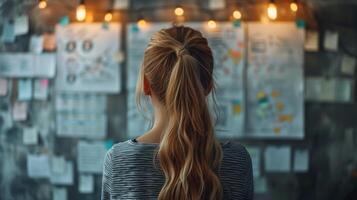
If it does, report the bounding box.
[271,90,281,98]
[278,114,293,123]
[256,91,266,99]
[276,102,285,111]
[273,127,281,134]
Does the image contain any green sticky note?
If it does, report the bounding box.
[296,19,305,28]
[59,16,69,26]
[233,20,241,28]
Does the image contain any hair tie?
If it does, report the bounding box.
[177,45,189,57]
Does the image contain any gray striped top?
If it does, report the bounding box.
[101,139,253,200]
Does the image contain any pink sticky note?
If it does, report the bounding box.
[40,79,49,87]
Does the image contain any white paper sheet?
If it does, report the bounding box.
[18,79,32,101]
[23,127,38,145]
[304,31,319,52]
[324,31,338,51]
[50,161,74,185]
[51,156,66,174]
[264,146,291,172]
[30,35,44,53]
[14,15,29,35]
[246,146,261,177]
[114,0,129,9]
[0,79,8,96]
[13,102,28,121]
[77,141,107,173]
[53,187,67,200]
[293,149,309,172]
[79,174,94,193]
[341,54,356,75]
[55,23,121,93]
[27,154,51,178]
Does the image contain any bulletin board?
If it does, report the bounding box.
[55,23,121,93]
[246,22,305,139]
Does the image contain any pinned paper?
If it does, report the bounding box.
[77,141,107,173]
[18,79,32,101]
[34,79,49,100]
[341,54,356,75]
[50,161,74,185]
[0,79,8,96]
[79,174,94,193]
[30,35,44,53]
[1,20,15,43]
[53,187,67,200]
[23,127,38,145]
[51,156,66,174]
[27,154,51,178]
[254,177,268,194]
[324,31,338,51]
[246,147,261,177]
[208,0,225,9]
[293,149,309,172]
[13,102,28,121]
[14,15,29,35]
[113,0,129,9]
[43,33,57,51]
[264,146,291,172]
[304,31,319,51]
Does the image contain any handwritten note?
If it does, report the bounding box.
[18,79,32,100]
[79,174,94,193]
[27,154,51,178]
[77,141,107,173]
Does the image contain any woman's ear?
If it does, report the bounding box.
[143,76,151,96]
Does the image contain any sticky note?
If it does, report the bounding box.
[341,54,356,75]
[264,146,291,172]
[27,154,51,178]
[18,79,32,101]
[304,31,319,52]
[23,127,38,145]
[30,35,44,53]
[14,15,29,35]
[324,31,338,51]
[293,149,309,172]
[79,174,94,193]
[51,156,66,174]
[53,187,67,200]
[1,20,15,43]
[13,102,28,121]
[34,79,49,100]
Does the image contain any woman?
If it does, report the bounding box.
[101,26,253,200]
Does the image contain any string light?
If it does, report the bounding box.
[232,9,242,20]
[76,0,86,21]
[290,1,298,12]
[38,0,47,9]
[207,19,217,29]
[174,6,184,16]
[104,11,113,22]
[137,17,148,29]
[267,0,277,20]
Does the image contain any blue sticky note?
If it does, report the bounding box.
[296,19,305,28]
[59,16,69,26]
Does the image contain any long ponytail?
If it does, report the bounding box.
[138,26,223,200]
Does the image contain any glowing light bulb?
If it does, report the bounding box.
[104,12,113,22]
[267,3,277,20]
[207,20,217,29]
[233,10,242,20]
[137,19,147,29]
[174,7,184,16]
[76,4,86,21]
[38,0,47,9]
[290,2,298,12]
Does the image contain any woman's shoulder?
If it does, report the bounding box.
[221,141,252,169]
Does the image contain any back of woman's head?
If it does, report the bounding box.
[137,26,223,200]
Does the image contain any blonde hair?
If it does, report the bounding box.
[136,26,223,200]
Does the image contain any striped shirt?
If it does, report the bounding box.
[101,139,253,200]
